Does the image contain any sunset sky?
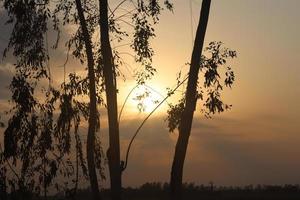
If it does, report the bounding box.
[0,0,300,188]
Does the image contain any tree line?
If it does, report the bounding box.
[0,0,237,200]
[43,183,300,200]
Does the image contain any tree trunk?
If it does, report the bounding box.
[170,1,211,200]
[75,1,101,200]
[99,0,122,200]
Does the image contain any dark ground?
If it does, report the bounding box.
[52,182,300,200]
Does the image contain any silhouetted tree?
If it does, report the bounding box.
[1,1,173,200]
[97,1,173,199]
[58,1,173,199]
[98,1,121,199]
[74,0,101,199]
[0,1,102,199]
[0,1,61,199]
[166,1,237,200]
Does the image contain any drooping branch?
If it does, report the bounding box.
[123,75,189,170]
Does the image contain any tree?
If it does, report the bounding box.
[166,1,237,199]
[0,1,56,199]
[74,0,101,199]
[0,1,102,199]
[1,1,173,200]
[97,1,172,199]
[98,0,122,199]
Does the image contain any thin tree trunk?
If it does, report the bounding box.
[43,157,47,200]
[170,1,211,200]
[75,0,101,200]
[99,0,122,200]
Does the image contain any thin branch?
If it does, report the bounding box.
[115,18,134,28]
[129,0,138,10]
[45,30,52,89]
[109,0,128,18]
[123,75,189,170]
[118,83,170,123]
[113,42,131,49]
[118,84,138,122]
[118,52,135,58]
[113,8,136,21]
[118,57,135,77]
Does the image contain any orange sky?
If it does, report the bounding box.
[101,0,300,186]
[0,0,300,187]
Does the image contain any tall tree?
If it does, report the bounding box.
[74,0,101,199]
[167,1,237,199]
[99,0,121,199]
[170,2,211,198]
[97,1,173,199]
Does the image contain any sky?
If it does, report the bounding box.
[0,0,300,188]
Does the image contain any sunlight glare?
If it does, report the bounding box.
[131,85,162,113]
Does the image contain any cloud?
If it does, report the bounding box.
[0,64,13,100]
[99,113,300,187]
[0,9,14,64]
[184,114,300,185]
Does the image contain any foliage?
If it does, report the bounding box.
[166,41,237,132]
[0,0,98,198]
[0,73,61,198]
[166,98,185,132]
[3,0,50,79]
[0,0,174,199]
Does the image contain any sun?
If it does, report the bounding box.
[119,82,169,117]
[131,85,162,113]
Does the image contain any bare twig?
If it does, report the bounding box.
[109,0,128,18]
[123,75,189,170]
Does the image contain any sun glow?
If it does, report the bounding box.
[129,84,163,113]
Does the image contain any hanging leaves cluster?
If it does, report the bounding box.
[0,0,102,198]
[166,41,237,132]
[132,0,173,84]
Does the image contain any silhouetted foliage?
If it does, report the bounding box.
[0,0,173,200]
[166,1,232,200]
[0,1,102,199]
[1,1,60,199]
[166,42,237,132]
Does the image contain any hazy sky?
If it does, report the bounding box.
[0,0,300,187]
